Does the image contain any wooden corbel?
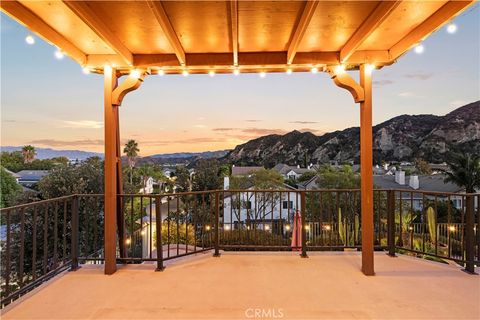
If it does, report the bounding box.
[112,70,149,106]
[325,66,365,103]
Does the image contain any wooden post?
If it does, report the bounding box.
[114,106,126,259]
[104,65,118,275]
[359,64,374,276]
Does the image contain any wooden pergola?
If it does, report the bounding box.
[2,0,474,276]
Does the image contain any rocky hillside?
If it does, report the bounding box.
[223,101,480,166]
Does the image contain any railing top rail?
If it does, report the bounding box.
[0,194,76,212]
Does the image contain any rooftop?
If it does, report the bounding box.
[2,252,479,320]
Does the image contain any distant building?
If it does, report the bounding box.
[16,170,49,187]
[231,166,263,176]
[272,163,314,180]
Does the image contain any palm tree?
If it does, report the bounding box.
[123,140,139,183]
[21,145,36,163]
[445,153,480,193]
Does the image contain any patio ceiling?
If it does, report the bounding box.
[1,1,474,75]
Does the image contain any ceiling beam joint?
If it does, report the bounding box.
[287,1,319,65]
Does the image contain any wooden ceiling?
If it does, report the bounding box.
[1,1,474,75]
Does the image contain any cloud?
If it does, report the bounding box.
[141,137,228,146]
[240,128,287,135]
[213,128,239,132]
[403,72,433,80]
[245,119,262,122]
[450,100,467,108]
[289,121,319,124]
[373,79,394,87]
[60,120,103,129]
[30,139,104,147]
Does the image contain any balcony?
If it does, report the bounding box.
[1,189,479,318]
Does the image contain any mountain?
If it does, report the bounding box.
[149,150,229,159]
[223,101,480,166]
[1,146,102,160]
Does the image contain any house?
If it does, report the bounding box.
[139,176,155,194]
[4,168,20,183]
[231,166,263,176]
[373,173,466,210]
[16,170,49,187]
[223,176,300,233]
[272,163,314,180]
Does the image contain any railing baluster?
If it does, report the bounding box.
[5,210,11,297]
[70,196,79,271]
[32,206,37,280]
[155,195,164,271]
[53,201,58,269]
[19,208,25,286]
[43,203,48,275]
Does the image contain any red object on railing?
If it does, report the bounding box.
[291,210,302,251]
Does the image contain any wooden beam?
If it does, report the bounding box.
[146,1,186,66]
[0,1,86,65]
[103,65,118,275]
[389,1,474,60]
[63,1,133,66]
[359,64,374,276]
[287,1,319,65]
[326,67,365,103]
[229,0,239,66]
[340,1,401,63]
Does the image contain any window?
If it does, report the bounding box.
[283,201,293,209]
[245,201,252,210]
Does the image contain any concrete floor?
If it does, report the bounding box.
[2,252,479,320]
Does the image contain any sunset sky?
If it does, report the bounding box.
[1,6,479,156]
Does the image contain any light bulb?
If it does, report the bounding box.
[25,35,35,45]
[286,69,292,75]
[55,49,64,60]
[335,65,345,74]
[158,69,165,76]
[447,23,457,34]
[259,71,266,78]
[414,44,424,54]
[233,69,240,76]
[130,69,141,78]
[365,64,375,73]
[82,67,90,74]
[311,67,318,74]
[182,70,189,77]
[209,70,215,77]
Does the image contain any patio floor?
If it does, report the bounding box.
[2,252,479,320]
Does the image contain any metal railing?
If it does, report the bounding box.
[1,189,478,307]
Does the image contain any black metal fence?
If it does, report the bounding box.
[1,189,478,307]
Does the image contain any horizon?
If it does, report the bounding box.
[1,6,479,156]
[1,99,478,157]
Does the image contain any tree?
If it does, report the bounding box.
[137,165,154,193]
[192,159,224,191]
[229,169,284,221]
[445,153,480,193]
[315,165,360,189]
[175,165,192,192]
[37,157,103,198]
[123,140,139,183]
[0,167,22,208]
[415,158,432,175]
[21,145,36,164]
[297,171,316,183]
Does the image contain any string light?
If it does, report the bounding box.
[182,70,189,77]
[447,23,457,34]
[25,35,35,45]
[414,44,424,54]
[286,68,292,75]
[205,225,211,231]
[130,69,141,78]
[334,65,345,74]
[140,230,146,236]
[82,67,91,75]
[233,69,240,76]
[285,225,291,231]
[209,70,215,77]
[126,238,131,245]
[225,225,231,231]
[259,71,266,78]
[311,67,318,74]
[323,225,331,231]
[158,69,165,76]
[365,64,375,73]
[448,225,456,232]
[54,48,64,60]
[265,225,270,231]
